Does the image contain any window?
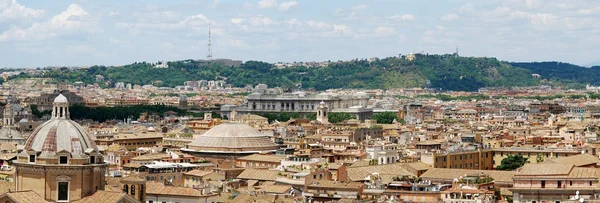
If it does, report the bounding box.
[90,156,95,164]
[541,181,545,188]
[29,155,35,163]
[557,181,562,188]
[123,184,129,193]
[59,156,68,164]
[131,185,135,195]
[570,181,572,186]
[58,182,69,201]
[590,181,593,186]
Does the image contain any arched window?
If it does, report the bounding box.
[131,185,135,195]
[123,184,129,193]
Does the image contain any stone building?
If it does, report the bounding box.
[13,94,108,202]
[221,92,374,120]
[34,90,85,111]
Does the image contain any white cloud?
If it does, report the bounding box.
[285,18,301,26]
[577,7,600,15]
[528,13,558,25]
[389,14,415,21]
[231,18,245,25]
[0,0,44,20]
[258,0,277,9]
[278,1,297,11]
[229,39,249,48]
[440,13,459,21]
[108,11,118,17]
[524,0,541,8]
[179,14,209,26]
[249,15,277,26]
[0,4,96,41]
[333,24,351,35]
[375,26,395,37]
[351,4,368,10]
[306,20,329,29]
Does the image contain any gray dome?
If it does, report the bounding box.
[188,123,278,153]
[24,119,97,157]
[54,94,68,103]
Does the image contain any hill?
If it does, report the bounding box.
[511,62,600,88]
[15,55,544,91]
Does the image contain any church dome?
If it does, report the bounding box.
[21,94,98,159]
[24,119,97,157]
[54,94,68,103]
[188,123,278,153]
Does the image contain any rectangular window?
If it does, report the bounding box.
[558,181,562,188]
[59,156,68,164]
[29,155,35,163]
[570,181,573,186]
[58,182,69,201]
[590,181,593,186]
[90,156,96,164]
[541,181,545,188]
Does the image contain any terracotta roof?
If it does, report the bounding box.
[0,181,15,195]
[121,175,146,184]
[403,162,431,171]
[421,168,516,184]
[184,169,213,177]
[568,167,600,179]
[308,180,363,190]
[256,185,292,194]
[146,182,204,197]
[546,154,599,167]
[347,163,416,182]
[0,190,50,203]
[237,169,281,181]
[517,163,574,176]
[73,190,139,203]
[237,154,285,163]
[105,177,123,192]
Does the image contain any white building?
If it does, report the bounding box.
[366,143,400,165]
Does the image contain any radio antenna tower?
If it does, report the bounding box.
[207,23,213,60]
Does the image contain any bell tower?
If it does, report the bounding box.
[121,176,146,202]
[317,101,328,124]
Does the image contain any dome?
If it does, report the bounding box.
[54,94,68,103]
[188,123,278,153]
[21,94,97,158]
[24,119,97,157]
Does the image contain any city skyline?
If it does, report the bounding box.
[1,0,599,68]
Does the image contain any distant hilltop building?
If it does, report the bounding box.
[586,84,600,92]
[153,61,169,68]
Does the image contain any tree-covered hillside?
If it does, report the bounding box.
[26,55,542,91]
[511,62,600,88]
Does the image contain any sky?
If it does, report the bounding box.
[1,0,599,68]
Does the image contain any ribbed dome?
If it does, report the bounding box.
[24,119,97,157]
[188,123,278,153]
[22,94,97,159]
[54,94,68,103]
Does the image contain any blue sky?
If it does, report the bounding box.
[1,0,599,68]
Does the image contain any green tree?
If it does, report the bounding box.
[328,112,354,123]
[371,112,402,124]
[496,154,528,170]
